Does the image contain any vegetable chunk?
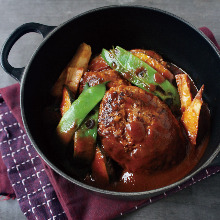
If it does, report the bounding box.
[181,85,204,145]
[132,51,174,81]
[91,147,110,185]
[51,43,91,97]
[74,105,99,164]
[56,82,107,145]
[101,46,180,110]
[175,74,192,112]
[60,85,75,116]
[65,67,84,94]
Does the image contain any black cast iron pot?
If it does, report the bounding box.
[1,5,220,199]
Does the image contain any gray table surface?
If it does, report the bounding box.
[0,0,220,219]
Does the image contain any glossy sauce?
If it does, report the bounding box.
[115,131,209,192]
[154,72,165,84]
[148,84,156,92]
[74,136,96,164]
[84,63,210,192]
[48,52,210,193]
[88,55,110,72]
[131,50,174,81]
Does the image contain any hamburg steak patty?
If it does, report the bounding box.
[98,86,187,173]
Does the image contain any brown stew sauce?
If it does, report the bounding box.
[45,54,210,193]
[83,63,210,192]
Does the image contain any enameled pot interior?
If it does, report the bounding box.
[21,6,220,196]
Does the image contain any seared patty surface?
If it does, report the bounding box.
[98,85,187,173]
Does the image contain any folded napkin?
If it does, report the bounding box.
[0,27,220,220]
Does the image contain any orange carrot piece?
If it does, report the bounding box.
[130,49,163,61]
[133,52,174,81]
[92,147,109,185]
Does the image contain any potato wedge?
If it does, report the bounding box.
[175,74,192,113]
[51,43,92,97]
[181,85,204,145]
[60,85,74,116]
[65,67,84,94]
[68,43,92,70]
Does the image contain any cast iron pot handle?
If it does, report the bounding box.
[0,22,56,82]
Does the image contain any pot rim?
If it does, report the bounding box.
[20,5,220,198]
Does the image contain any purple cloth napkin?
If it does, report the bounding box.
[0,27,220,220]
[0,151,15,198]
[0,89,66,219]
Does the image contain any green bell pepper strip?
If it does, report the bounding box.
[56,82,107,145]
[73,105,99,164]
[73,84,99,163]
[75,83,99,140]
[75,105,99,139]
[101,46,180,109]
[101,48,149,91]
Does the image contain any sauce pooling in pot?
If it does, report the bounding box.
[83,62,210,192]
